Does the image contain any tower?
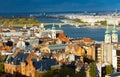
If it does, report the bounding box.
[104,25,112,64]
[104,25,111,43]
[112,25,118,43]
[51,24,56,39]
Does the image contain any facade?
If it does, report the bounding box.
[112,45,120,72]
[95,42,104,62]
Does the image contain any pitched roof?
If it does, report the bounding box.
[7,52,29,65]
[48,44,66,50]
[33,58,57,71]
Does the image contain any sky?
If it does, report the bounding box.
[0,0,120,13]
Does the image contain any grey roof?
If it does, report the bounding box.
[48,44,67,50]
[25,45,33,52]
[6,51,58,72]
[7,57,14,63]
[7,52,29,65]
[33,58,57,71]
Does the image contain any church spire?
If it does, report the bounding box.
[52,24,56,30]
[104,24,111,43]
[112,24,118,43]
[51,24,56,39]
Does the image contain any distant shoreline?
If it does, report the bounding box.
[79,25,120,30]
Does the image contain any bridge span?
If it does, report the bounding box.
[42,22,88,28]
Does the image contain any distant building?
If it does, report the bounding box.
[35,24,63,39]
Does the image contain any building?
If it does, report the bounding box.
[103,25,118,64]
[95,42,104,62]
[112,44,120,72]
[95,25,119,77]
[37,24,63,39]
[4,51,58,77]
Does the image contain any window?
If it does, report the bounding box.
[117,50,120,56]
[117,57,120,72]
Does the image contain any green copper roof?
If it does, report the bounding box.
[52,24,56,30]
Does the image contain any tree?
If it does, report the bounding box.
[74,18,83,23]
[89,62,97,77]
[95,21,107,26]
[0,17,40,26]
[3,18,9,26]
[105,65,113,75]
[0,63,4,73]
[0,55,7,74]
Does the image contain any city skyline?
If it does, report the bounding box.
[0,0,120,13]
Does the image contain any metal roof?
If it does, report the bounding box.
[48,44,67,50]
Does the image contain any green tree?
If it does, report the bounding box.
[105,65,113,75]
[3,18,9,26]
[74,18,83,23]
[0,55,6,73]
[0,17,40,26]
[0,63,4,73]
[89,62,97,77]
[95,21,107,26]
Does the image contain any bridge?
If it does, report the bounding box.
[42,22,89,28]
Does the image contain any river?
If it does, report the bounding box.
[38,17,120,42]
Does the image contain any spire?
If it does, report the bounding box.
[112,24,118,43]
[104,23,111,43]
[52,24,56,30]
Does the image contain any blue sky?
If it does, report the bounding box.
[0,0,120,13]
